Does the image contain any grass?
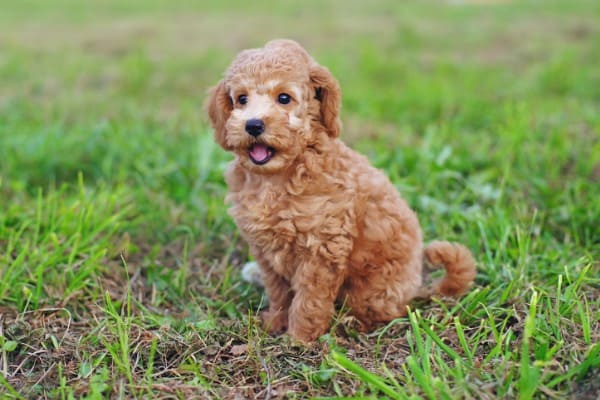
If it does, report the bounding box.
[0,0,598,398]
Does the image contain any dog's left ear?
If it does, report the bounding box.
[310,65,342,138]
[206,80,233,150]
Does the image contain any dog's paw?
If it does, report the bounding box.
[287,325,320,343]
[260,310,288,335]
[241,261,264,287]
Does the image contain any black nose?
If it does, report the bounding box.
[245,119,265,137]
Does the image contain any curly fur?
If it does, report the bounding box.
[207,39,477,342]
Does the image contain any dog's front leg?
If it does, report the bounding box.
[288,262,345,342]
[260,270,294,335]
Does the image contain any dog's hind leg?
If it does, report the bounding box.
[340,259,422,330]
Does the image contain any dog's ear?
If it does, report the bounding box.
[206,80,233,149]
[310,65,341,138]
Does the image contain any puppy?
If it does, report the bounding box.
[207,39,476,343]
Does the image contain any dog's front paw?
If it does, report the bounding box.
[260,310,288,335]
[287,325,320,343]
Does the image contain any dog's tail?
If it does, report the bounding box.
[420,241,476,297]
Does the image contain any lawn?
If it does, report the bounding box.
[0,0,599,398]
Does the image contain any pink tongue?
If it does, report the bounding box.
[250,143,269,161]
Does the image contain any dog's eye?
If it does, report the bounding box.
[237,94,248,105]
[277,93,292,105]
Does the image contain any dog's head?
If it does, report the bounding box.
[207,39,341,174]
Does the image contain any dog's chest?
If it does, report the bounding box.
[227,180,352,263]
[228,183,293,239]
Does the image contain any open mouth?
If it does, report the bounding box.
[248,143,275,165]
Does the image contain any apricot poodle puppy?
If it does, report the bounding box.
[207,39,476,343]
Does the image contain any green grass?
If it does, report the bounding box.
[0,0,599,398]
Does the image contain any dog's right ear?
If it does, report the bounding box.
[206,80,233,150]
